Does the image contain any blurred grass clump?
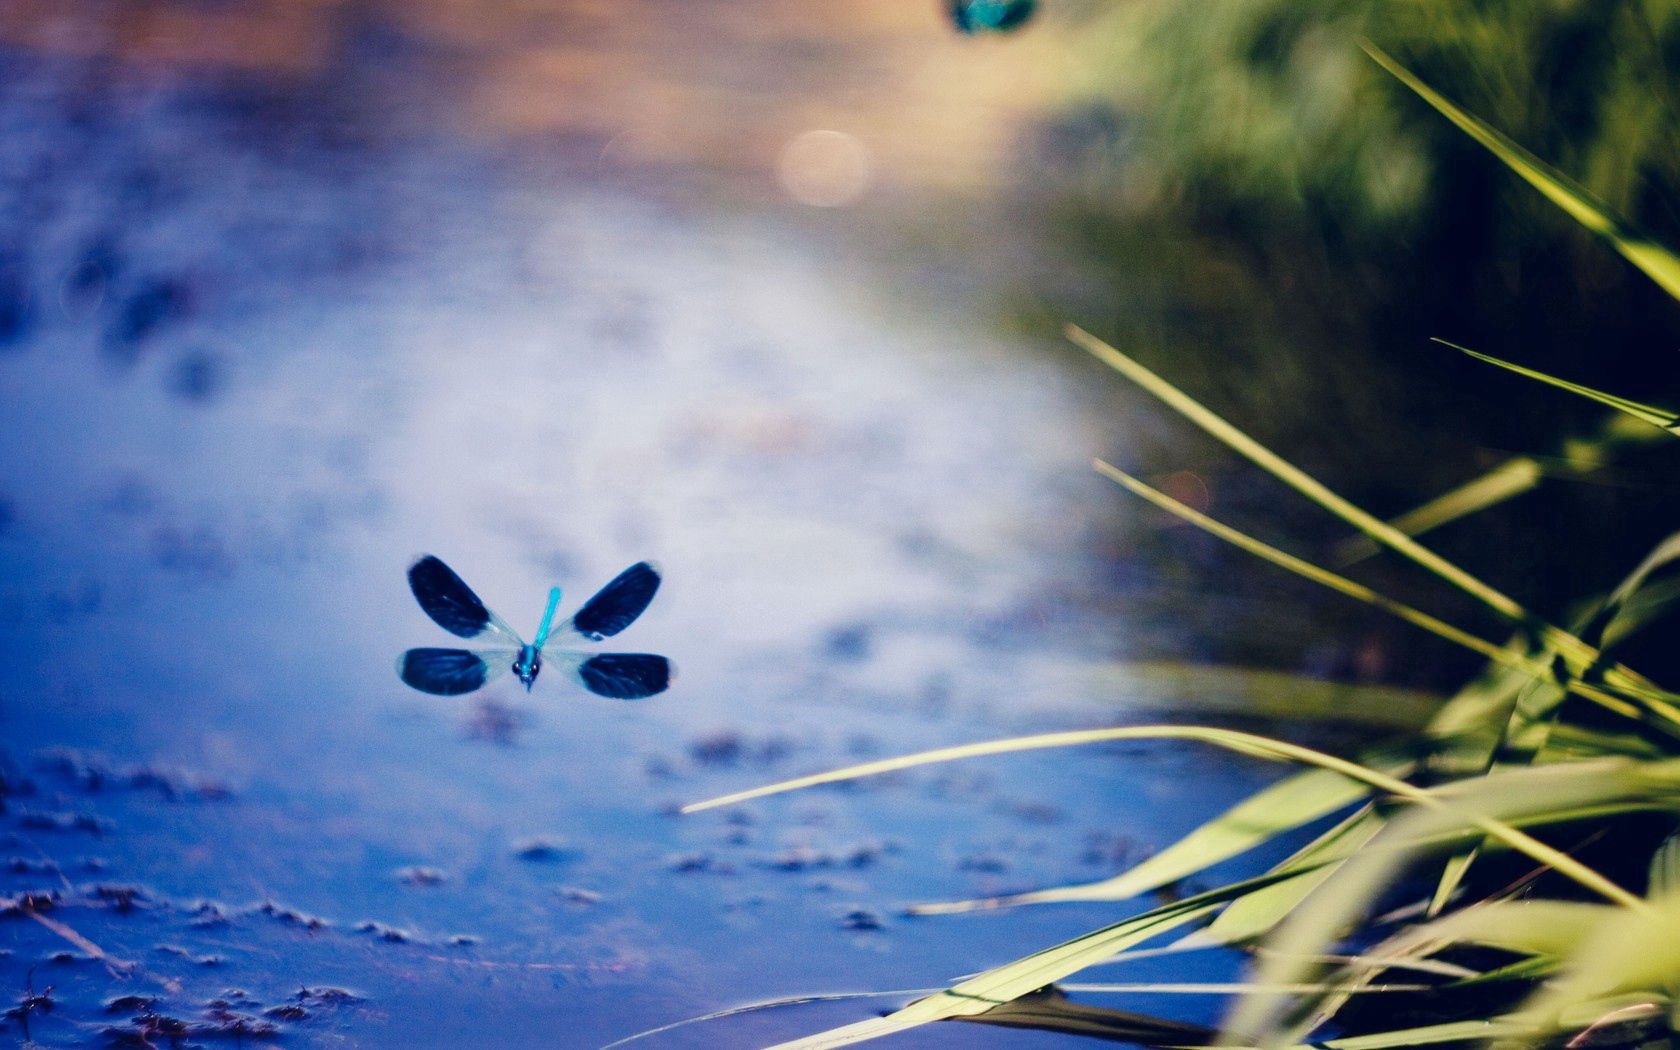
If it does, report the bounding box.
[1016,0,1680,684]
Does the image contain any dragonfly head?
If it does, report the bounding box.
[514,646,541,691]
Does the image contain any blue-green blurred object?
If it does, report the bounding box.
[950,0,1035,34]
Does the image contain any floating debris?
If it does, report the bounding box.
[513,837,580,863]
[821,623,873,662]
[4,857,59,875]
[187,902,229,928]
[768,846,833,872]
[957,853,1009,874]
[394,866,446,887]
[1,890,60,916]
[89,884,150,914]
[557,886,601,905]
[354,921,415,944]
[255,901,329,930]
[104,994,157,1014]
[15,809,111,835]
[104,277,191,365]
[839,908,884,932]
[295,986,363,1006]
[666,851,730,875]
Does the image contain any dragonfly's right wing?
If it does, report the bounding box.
[567,652,674,700]
[565,561,662,642]
[407,555,524,647]
[397,647,517,696]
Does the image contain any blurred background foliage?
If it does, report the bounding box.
[1014,0,1680,684]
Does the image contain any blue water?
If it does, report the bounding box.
[0,42,1276,1048]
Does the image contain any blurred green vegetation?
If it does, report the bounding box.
[1022,0,1680,683]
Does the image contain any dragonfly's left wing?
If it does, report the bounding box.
[397,647,517,696]
[407,555,524,647]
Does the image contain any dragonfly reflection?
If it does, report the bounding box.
[397,556,673,700]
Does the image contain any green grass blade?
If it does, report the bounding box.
[1092,458,1655,728]
[1332,457,1543,567]
[1197,807,1382,946]
[1364,42,1680,303]
[913,762,1401,914]
[1650,831,1680,899]
[1223,760,1663,1046]
[761,895,1226,1049]
[1424,846,1478,919]
[1513,895,1680,1032]
[1585,532,1680,646]
[1068,324,1675,719]
[1068,323,1543,629]
[1439,340,1680,435]
[952,987,1218,1045]
[1312,1016,1533,1049]
[686,723,1644,909]
[1392,900,1612,961]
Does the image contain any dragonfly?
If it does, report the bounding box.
[949,0,1035,34]
[397,555,673,700]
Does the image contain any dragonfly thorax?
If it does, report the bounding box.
[513,645,541,690]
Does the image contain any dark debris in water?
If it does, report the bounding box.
[465,697,528,746]
[33,748,233,802]
[15,809,113,835]
[666,851,732,875]
[103,994,157,1014]
[512,837,580,863]
[394,865,446,887]
[354,920,417,944]
[256,900,330,930]
[103,277,193,367]
[685,730,795,768]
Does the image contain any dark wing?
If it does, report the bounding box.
[397,647,516,696]
[573,653,673,700]
[407,555,522,645]
[568,561,662,641]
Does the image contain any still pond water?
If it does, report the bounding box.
[0,31,1297,1049]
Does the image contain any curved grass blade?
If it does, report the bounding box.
[1314,1016,1534,1049]
[952,986,1217,1045]
[1429,533,1680,910]
[912,760,1399,915]
[1068,324,1678,720]
[1582,532,1680,647]
[1092,458,1659,729]
[761,810,1584,1050]
[1221,760,1663,1046]
[760,890,1240,1049]
[1195,807,1382,946]
[1332,457,1543,567]
[1335,415,1668,569]
[1512,895,1680,1036]
[1438,340,1680,436]
[685,723,1640,908]
[1363,42,1680,303]
[600,989,942,1050]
